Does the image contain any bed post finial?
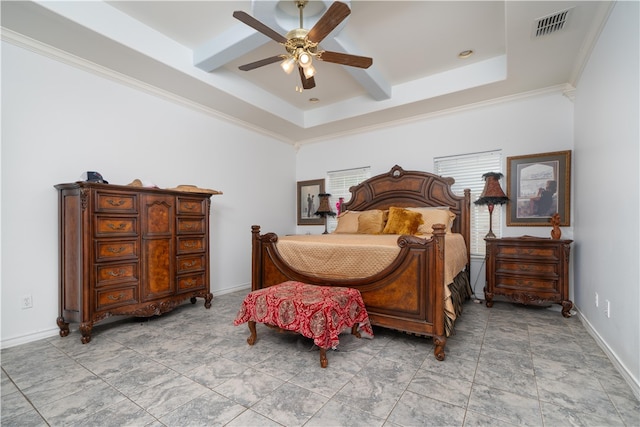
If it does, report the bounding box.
[390,164,405,178]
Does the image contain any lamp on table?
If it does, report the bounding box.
[315,193,336,234]
[474,172,509,239]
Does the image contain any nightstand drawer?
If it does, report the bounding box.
[494,275,559,292]
[496,245,558,260]
[496,261,557,275]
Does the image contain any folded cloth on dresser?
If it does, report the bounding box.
[276,233,468,322]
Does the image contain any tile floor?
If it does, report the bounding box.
[1,290,638,426]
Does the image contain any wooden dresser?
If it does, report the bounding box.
[55,182,220,343]
[484,236,573,317]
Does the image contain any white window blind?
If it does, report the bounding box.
[434,151,503,256]
[326,167,371,233]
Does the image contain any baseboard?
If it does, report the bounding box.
[576,306,640,400]
[1,328,60,350]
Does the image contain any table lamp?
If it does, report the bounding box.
[474,172,509,239]
[315,193,336,234]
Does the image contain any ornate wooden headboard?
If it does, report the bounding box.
[341,165,471,263]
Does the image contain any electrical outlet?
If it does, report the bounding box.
[21,294,33,309]
[605,300,611,318]
[595,292,599,307]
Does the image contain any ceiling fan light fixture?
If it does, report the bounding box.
[281,56,296,74]
[298,50,312,66]
[303,63,316,78]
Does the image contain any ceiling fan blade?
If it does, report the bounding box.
[238,55,284,71]
[318,51,373,69]
[233,11,287,44]
[298,67,316,90]
[307,2,351,44]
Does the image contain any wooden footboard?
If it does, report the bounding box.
[251,224,448,360]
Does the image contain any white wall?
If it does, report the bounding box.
[1,41,296,347]
[573,1,639,393]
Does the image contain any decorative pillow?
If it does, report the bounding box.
[382,207,424,235]
[407,207,456,234]
[333,211,361,233]
[357,209,387,234]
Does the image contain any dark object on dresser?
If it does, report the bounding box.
[55,182,217,343]
[484,236,573,317]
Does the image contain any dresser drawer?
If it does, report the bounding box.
[95,286,138,310]
[177,197,207,215]
[177,236,206,254]
[177,254,205,273]
[95,262,139,287]
[95,240,138,262]
[177,217,205,234]
[95,217,137,237]
[95,192,137,213]
[496,261,557,275]
[177,273,206,292]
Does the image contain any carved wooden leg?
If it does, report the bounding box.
[247,321,257,345]
[484,288,494,308]
[79,322,93,344]
[433,335,446,361]
[204,292,213,309]
[56,316,69,338]
[319,348,328,368]
[351,324,361,339]
[561,300,573,318]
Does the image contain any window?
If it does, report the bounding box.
[325,167,371,233]
[434,150,503,256]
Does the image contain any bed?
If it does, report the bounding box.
[251,165,472,360]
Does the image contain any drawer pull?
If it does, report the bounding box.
[182,260,196,268]
[107,293,125,301]
[107,199,125,207]
[518,265,532,271]
[183,279,197,288]
[183,224,194,230]
[107,269,126,277]
[183,203,197,211]
[184,241,197,248]
[107,223,126,231]
[517,248,535,255]
[107,246,126,254]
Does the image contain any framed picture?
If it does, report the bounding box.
[507,150,571,226]
[297,179,325,225]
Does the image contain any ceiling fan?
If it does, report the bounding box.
[233,1,373,90]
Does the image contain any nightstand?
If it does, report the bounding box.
[484,236,573,317]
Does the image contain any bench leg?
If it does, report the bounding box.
[247,321,257,345]
[351,324,361,338]
[319,348,328,368]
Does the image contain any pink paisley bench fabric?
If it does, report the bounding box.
[234,281,373,350]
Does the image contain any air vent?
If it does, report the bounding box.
[533,8,572,38]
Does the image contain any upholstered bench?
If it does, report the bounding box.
[234,281,373,368]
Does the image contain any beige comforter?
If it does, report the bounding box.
[276,233,468,322]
